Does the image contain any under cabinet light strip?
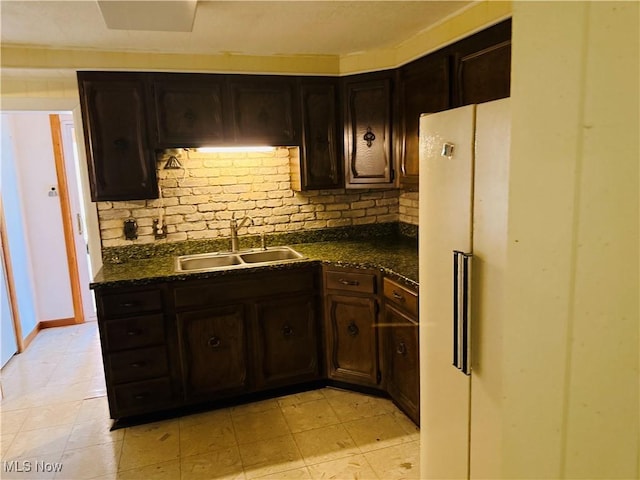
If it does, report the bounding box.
[196,146,276,153]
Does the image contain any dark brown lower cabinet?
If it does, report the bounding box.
[254,294,320,389]
[382,277,420,424]
[324,266,382,388]
[173,265,320,405]
[94,284,180,420]
[178,304,250,401]
[94,264,420,427]
[384,304,420,424]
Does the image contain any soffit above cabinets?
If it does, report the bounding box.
[0,1,472,56]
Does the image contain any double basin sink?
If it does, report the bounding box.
[175,246,305,273]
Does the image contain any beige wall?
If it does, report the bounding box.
[98,148,399,247]
[0,1,510,100]
[504,1,638,478]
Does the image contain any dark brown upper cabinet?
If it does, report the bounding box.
[398,52,450,190]
[148,73,227,148]
[343,72,394,189]
[396,18,511,190]
[452,19,512,107]
[227,75,299,146]
[77,72,158,201]
[293,78,343,191]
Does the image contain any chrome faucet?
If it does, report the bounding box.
[230,214,252,252]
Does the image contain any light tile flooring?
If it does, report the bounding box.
[1,322,420,479]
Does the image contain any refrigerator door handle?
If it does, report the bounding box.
[453,251,472,375]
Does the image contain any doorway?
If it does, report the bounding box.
[0,110,97,362]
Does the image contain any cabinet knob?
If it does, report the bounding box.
[282,325,294,337]
[397,342,408,356]
[392,291,405,302]
[339,278,359,286]
[208,336,221,348]
[347,322,359,337]
[363,126,376,148]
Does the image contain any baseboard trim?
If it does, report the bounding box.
[39,317,78,329]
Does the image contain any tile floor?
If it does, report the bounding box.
[0,322,420,479]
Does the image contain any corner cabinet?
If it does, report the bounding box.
[77,72,158,201]
[343,73,394,189]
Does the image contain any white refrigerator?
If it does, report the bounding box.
[419,98,510,479]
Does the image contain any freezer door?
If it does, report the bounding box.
[419,104,475,479]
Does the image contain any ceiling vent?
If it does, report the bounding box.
[97,0,198,32]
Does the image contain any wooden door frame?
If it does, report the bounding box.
[41,114,84,328]
[0,198,25,353]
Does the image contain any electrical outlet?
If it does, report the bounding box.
[153,219,167,239]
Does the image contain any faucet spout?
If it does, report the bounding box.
[230,215,253,252]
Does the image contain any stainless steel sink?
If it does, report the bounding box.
[175,246,305,273]
[178,254,242,271]
[239,247,304,264]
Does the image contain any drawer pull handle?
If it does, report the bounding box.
[282,325,294,337]
[119,302,138,308]
[392,291,405,302]
[127,329,141,336]
[397,342,408,356]
[208,336,221,348]
[134,393,148,400]
[347,322,359,337]
[130,362,146,368]
[339,279,360,286]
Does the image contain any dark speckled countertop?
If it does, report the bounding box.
[91,234,418,290]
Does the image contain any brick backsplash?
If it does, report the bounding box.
[399,191,419,225]
[97,148,400,248]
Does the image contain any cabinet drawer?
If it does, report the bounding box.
[383,278,418,318]
[325,270,376,294]
[106,346,169,384]
[102,314,166,352]
[99,289,163,318]
[113,377,173,414]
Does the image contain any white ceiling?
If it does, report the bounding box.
[0,1,473,57]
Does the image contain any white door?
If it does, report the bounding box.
[419,105,476,479]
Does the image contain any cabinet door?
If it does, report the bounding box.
[454,40,511,106]
[295,80,342,190]
[253,294,320,389]
[149,74,226,147]
[343,75,393,188]
[451,18,512,107]
[227,76,299,145]
[384,304,419,425]
[398,53,450,190]
[325,293,380,387]
[77,72,158,201]
[178,305,249,400]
